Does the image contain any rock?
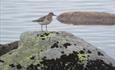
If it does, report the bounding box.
[0,31,115,70]
[57,12,115,25]
[0,41,19,56]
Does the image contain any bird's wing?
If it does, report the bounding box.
[37,16,46,22]
[32,16,46,22]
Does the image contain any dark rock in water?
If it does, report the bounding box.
[0,31,115,70]
[57,12,115,25]
[0,41,19,56]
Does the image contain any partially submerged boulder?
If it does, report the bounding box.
[57,12,115,25]
[0,41,19,56]
[0,31,115,70]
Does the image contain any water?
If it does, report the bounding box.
[0,0,115,59]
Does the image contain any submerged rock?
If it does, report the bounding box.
[0,41,19,56]
[57,12,115,25]
[0,31,115,70]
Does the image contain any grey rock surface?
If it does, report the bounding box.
[0,31,115,70]
[57,12,115,25]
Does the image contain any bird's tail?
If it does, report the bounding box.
[32,20,37,22]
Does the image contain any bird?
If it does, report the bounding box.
[32,12,56,31]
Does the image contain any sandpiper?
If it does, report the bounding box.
[32,12,56,31]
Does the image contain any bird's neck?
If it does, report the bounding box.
[46,14,53,20]
[48,14,53,16]
[47,14,53,18]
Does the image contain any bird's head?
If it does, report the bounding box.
[48,12,56,16]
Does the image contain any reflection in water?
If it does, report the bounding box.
[0,0,115,59]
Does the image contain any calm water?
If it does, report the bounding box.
[0,0,115,59]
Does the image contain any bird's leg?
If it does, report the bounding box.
[46,25,48,31]
[41,25,43,31]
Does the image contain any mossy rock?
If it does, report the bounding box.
[0,31,115,70]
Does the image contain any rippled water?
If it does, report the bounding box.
[0,0,115,59]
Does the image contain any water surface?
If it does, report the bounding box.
[0,0,115,59]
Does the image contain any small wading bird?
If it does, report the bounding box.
[32,12,56,31]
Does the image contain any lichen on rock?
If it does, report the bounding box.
[0,31,115,70]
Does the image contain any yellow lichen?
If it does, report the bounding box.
[37,32,55,40]
[78,53,88,61]
[4,63,8,70]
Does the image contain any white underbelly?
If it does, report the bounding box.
[39,19,51,25]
